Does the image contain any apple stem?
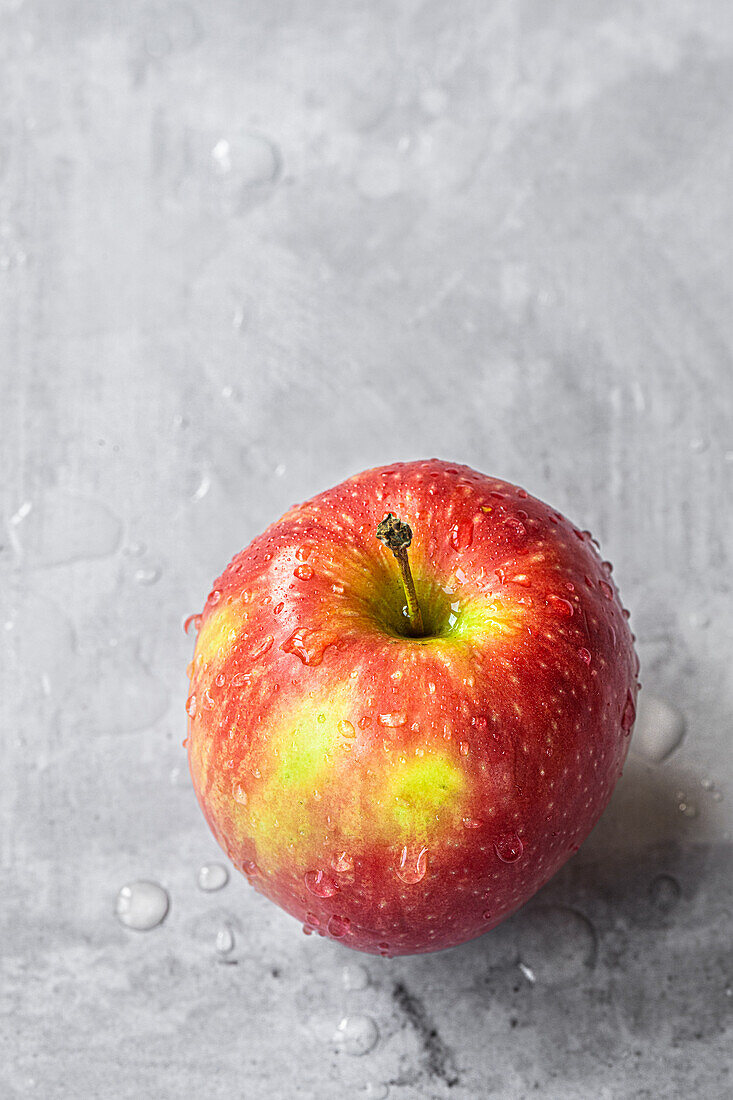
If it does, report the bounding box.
[376,513,425,637]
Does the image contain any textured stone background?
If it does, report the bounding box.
[2,1,732,1097]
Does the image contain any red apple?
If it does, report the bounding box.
[185,460,638,956]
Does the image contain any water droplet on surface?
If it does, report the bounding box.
[197,863,229,892]
[621,692,636,733]
[459,741,469,756]
[518,961,536,983]
[378,713,406,727]
[338,720,356,738]
[250,635,274,659]
[511,574,531,587]
[215,924,235,955]
[327,914,351,938]
[578,647,592,665]
[281,627,334,666]
[232,780,248,805]
[343,964,369,991]
[599,580,614,600]
[678,799,698,819]
[462,817,483,829]
[547,594,574,618]
[185,693,197,718]
[631,693,684,763]
[363,1084,389,1099]
[10,492,122,567]
[494,833,523,863]
[649,874,681,912]
[134,566,161,585]
[515,906,596,983]
[184,614,201,635]
[305,870,339,898]
[332,851,354,873]
[396,845,428,884]
[115,881,169,931]
[450,520,473,550]
[294,564,314,580]
[503,516,527,543]
[333,1015,379,1056]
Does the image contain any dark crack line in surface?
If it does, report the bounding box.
[392,981,460,1088]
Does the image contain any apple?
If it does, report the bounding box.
[185,460,638,956]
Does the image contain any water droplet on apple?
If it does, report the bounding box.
[232,780,248,804]
[304,870,339,897]
[197,863,229,891]
[459,741,469,756]
[215,924,235,955]
[332,851,354,873]
[450,520,473,550]
[184,614,201,635]
[327,914,351,938]
[295,546,312,562]
[599,580,614,600]
[503,516,527,543]
[342,964,369,991]
[250,635,273,659]
[547,594,574,617]
[631,693,684,762]
[332,1015,379,1056]
[511,574,531,587]
[649,874,681,912]
[494,832,523,863]
[115,881,169,930]
[281,627,334,666]
[462,817,483,829]
[378,712,406,727]
[578,647,592,665]
[338,720,356,738]
[396,845,428,884]
[214,672,226,687]
[294,564,314,580]
[185,693,197,718]
[621,691,636,733]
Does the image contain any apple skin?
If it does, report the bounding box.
[186,460,638,956]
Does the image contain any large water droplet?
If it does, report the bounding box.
[281,627,334,666]
[621,691,636,733]
[363,1084,389,1099]
[250,634,274,659]
[327,914,351,938]
[547,594,574,618]
[332,1015,379,1056]
[332,851,354,873]
[396,845,428,884]
[450,520,473,550]
[338,720,356,738]
[494,833,523,863]
[294,564,314,580]
[515,906,596,983]
[631,693,685,763]
[378,712,406,727]
[215,924,235,955]
[304,870,339,898]
[115,881,169,930]
[231,780,248,805]
[197,863,229,892]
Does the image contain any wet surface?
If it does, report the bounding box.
[2,1,732,1097]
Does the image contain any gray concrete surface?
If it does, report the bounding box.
[2,1,733,1097]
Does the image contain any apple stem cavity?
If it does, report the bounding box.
[376,512,425,637]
